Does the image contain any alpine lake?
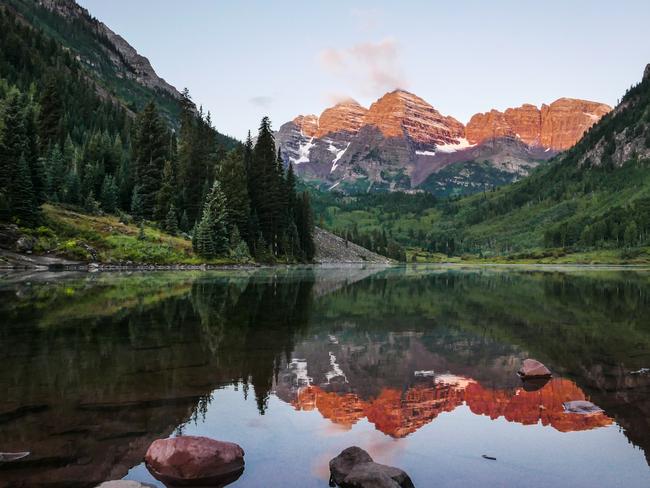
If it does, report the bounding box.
[1,264,649,488]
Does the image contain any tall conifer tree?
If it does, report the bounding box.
[132,101,168,220]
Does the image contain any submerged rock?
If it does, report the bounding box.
[517,359,552,379]
[95,481,155,488]
[145,436,244,487]
[563,400,604,415]
[329,446,414,488]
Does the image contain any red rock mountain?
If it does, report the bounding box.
[317,100,368,137]
[362,90,466,146]
[467,98,612,150]
[275,90,611,193]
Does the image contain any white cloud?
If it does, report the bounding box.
[318,38,408,97]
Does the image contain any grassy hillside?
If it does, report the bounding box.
[26,204,233,265]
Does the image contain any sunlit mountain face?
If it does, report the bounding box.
[1,267,649,487]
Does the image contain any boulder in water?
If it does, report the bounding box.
[329,446,414,488]
[145,436,244,487]
[563,400,603,415]
[517,359,552,379]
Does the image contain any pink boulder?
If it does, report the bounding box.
[517,359,552,379]
[145,436,244,487]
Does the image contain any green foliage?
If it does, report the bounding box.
[133,101,168,219]
[219,149,250,239]
[193,180,229,259]
[165,204,180,236]
[100,174,119,213]
[12,155,40,226]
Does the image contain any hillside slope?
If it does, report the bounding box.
[3,0,238,148]
[423,64,650,258]
[313,227,393,264]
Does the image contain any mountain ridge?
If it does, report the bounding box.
[277,89,611,195]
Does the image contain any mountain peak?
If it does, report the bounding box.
[364,90,465,145]
[316,100,368,137]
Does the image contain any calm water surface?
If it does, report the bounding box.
[1,265,649,487]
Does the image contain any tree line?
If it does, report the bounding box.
[0,7,314,262]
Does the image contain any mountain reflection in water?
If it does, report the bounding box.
[283,377,612,438]
[0,266,649,488]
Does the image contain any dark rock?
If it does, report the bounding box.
[16,236,36,253]
[0,224,21,250]
[517,359,552,379]
[145,436,244,487]
[644,64,650,82]
[80,242,98,261]
[344,462,414,488]
[563,400,604,415]
[330,447,373,485]
[342,464,401,488]
[329,447,414,488]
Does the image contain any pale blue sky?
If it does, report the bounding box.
[78,0,650,140]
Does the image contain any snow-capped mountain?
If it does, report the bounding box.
[276,90,612,195]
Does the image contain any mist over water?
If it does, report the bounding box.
[1,265,649,487]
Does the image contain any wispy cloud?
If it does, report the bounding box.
[318,38,408,97]
[249,95,274,108]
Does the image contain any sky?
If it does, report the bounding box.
[77,0,650,141]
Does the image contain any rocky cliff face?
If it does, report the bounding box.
[317,100,368,137]
[467,98,612,151]
[277,90,611,194]
[363,90,465,147]
[36,0,182,99]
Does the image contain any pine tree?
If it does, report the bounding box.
[228,225,251,261]
[132,101,168,219]
[84,191,101,215]
[62,169,81,205]
[155,159,176,221]
[38,74,64,150]
[45,145,66,200]
[179,210,190,232]
[193,217,216,258]
[165,204,179,235]
[23,102,44,204]
[100,174,119,213]
[296,191,315,261]
[11,155,39,227]
[251,117,278,248]
[198,180,229,255]
[0,90,26,206]
[131,185,144,221]
[218,149,250,239]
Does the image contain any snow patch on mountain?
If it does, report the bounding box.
[435,138,474,153]
[292,137,315,164]
[331,143,351,172]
